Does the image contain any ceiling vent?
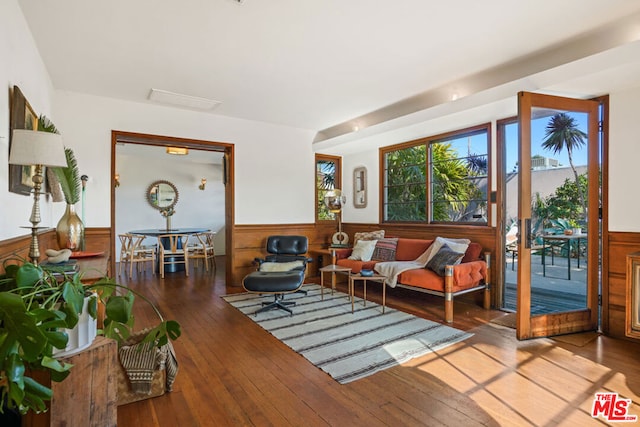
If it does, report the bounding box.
[148,89,221,111]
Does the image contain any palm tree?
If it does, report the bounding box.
[541,112,587,221]
[317,160,336,220]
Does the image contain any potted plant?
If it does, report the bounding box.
[38,116,84,250]
[0,260,181,415]
[548,218,576,235]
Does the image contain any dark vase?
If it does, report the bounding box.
[56,203,85,250]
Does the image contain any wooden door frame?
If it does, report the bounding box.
[110,131,235,286]
[516,91,600,339]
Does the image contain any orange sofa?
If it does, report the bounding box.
[335,238,490,323]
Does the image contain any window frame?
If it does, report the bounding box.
[380,123,491,225]
[315,154,342,223]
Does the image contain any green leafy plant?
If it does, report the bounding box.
[0,261,181,415]
[38,116,80,205]
[51,148,80,205]
[547,218,582,235]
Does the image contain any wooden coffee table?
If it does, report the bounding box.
[319,264,351,300]
[349,273,387,313]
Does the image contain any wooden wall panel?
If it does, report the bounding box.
[230,223,335,286]
[0,229,57,272]
[604,232,640,340]
[0,228,112,275]
[230,222,498,301]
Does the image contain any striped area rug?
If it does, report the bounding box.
[222,284,472,384]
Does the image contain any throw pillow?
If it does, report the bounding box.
[426,244,465,276]
[371,238,399,261]
[348,239,378,261]
[435,236,470,255]
[461,242,483,263]
[353,230,385,245]
[259,260,304,272]
[414,240,443,266]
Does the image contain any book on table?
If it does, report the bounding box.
[40,259,79,273]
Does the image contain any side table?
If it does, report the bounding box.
[319,264,351,300]
[349,273,387,313]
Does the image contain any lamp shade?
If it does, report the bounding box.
[9,129,67,167]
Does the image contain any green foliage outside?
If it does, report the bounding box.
[532,173,587,236]
[385,145,427,221]
[316,160,336,220]
[384,142,487,222]
[541,112,588,222]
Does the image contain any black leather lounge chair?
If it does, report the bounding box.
[242,235,313,315]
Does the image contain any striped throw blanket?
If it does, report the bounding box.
[118,332,179,394]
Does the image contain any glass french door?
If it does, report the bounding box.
[516,92,600,339]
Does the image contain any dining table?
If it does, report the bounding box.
[541,233,587,280]
[128,227,210,273]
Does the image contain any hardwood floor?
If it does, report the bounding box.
[116,259,640,426]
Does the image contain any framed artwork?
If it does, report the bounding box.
[9,85,39,195]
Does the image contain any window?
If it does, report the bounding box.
[382,124,490,224]
[315,154,341,222]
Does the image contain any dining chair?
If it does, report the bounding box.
[187,231,216,272]
[157,234,190,279]
[118,233,156,279]
[118,233,133,276]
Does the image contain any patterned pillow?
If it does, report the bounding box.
[426,244,465,276]
[353,230,385,245]
[371,238,399,261]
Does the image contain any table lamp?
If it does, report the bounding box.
[324,189,349,247]
[9,129,68,265]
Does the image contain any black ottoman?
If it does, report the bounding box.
[242,270,305,315]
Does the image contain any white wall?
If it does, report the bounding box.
[340,150,380,224]
[0,0,57,240]
[608,86,640,232]
[115,150,226,255]
[51,91,317,231]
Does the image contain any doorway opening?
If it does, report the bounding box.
[110,131,234,286]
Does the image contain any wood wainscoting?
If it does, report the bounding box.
[0,228,58,273]
[0,227,112,275]
[604,231,640,340]
[230,223,336,286]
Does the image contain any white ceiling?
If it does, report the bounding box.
[17,0,640,144]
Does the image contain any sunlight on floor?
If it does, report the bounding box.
[403,326,639,426]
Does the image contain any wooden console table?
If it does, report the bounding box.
[75,255,109,283]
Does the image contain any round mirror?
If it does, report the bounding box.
[147,180,179,210]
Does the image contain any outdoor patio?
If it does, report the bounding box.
[503,253,588,314]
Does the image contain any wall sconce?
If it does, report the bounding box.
[114,173,120,187]
[166,147,189,155]
[199,178,207,191]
